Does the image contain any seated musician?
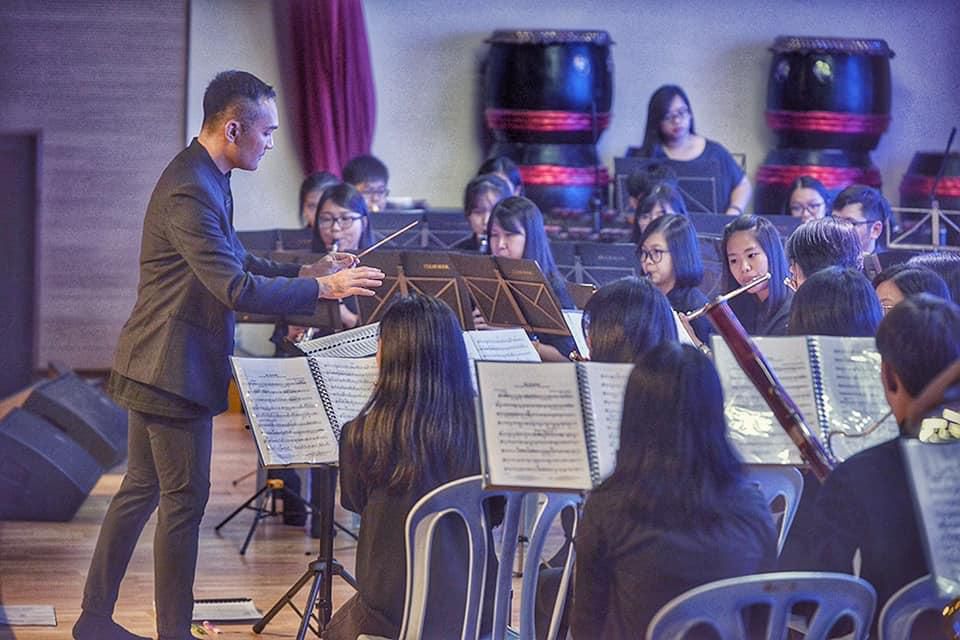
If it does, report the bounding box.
[454,172,513,252]
[630,85,751,215]
[908,251,960,302]
[637,214,712,344]
[831,184,892,256]
[342,154,390,212]
[311,183,374,329]
[787,295,960,633]
[784,216,862,288]
[484,196,577,361]
[787,267,882,337]
[324,294,497,640]
[570,342,777,638]
[478,155,523,196]
[631,181,688,241]
[721,215,793,336]
[782,175,831,223]
[874,263,953,314]
[299,171,340,229]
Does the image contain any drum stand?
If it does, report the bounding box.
[253,464,358,639]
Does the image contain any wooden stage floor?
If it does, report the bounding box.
[0,412,413,639]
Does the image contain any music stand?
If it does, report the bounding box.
[254,464,358,639]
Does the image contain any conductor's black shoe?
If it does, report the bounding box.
[72,611,151,640]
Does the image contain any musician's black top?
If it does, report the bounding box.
[324,417,497,640]
[729,288,794,336]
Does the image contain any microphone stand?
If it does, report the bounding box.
[929,126,957,247]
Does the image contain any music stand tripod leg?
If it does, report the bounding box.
[253,464,357,638]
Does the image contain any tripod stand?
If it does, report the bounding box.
[254,464,358,639]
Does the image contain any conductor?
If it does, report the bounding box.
[72,70,383,640]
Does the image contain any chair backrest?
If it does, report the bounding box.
[878,575,951,640]
[399,475,532,640]
[645,571,876,640]
[745,465,804,555]
[516,492,583,640]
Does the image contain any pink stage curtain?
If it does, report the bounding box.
[278,0,376,175]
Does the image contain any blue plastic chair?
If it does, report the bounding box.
[878,575,953,640]
[745,465,804,555]
[645,571,877,640]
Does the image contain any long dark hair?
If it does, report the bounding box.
[637,214,703,290]
[583,277,678,363]
[603,342,743,527]
[782,175,831,217]
[788,267,882,337]
[639,85,696,157]
[311,182,374,253]
[873,264,952,302]
[478,156,523,194]
[486,196,572,306]
[346,294,478,493]
[720,215,790,312]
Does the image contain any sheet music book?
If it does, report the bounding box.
[462,328,541,362]
[475,361,632,491]
[192,597,263,623]
[712,335,898,465]
[901,438,960,598]
[229,356,378,467]
[297,322,380,358]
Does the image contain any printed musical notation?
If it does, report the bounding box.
[230,357,339,466]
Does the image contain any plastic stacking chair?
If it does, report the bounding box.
[745,465,804,555]
[516,492,582,640]
[359,476,582,640]
[645,571,877,640]
[878,575,953,640]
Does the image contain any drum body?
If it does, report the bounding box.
[484,30,613,144]
[754,148,882,215]
[491,141,609,228]
[766,36,893,152]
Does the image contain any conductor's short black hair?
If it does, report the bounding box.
[202,70,276,130]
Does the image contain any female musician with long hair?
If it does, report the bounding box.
[782,175,831,222]
[721,215,793,336]
[788,267,882,336]
[324,294,492,640]
[486,196,577,361]
[582,276,678,362]
[570,343,777,637]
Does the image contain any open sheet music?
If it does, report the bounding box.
[901,438,960,598]
[475,361,632,491]
[230,356,378,467]
[712,335,898,465]
[463,328,541,362]
[562,310,589,360]
[297,322,380,358]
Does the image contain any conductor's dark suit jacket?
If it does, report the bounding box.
[111,139,318,415]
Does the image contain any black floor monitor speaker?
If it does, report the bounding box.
[0,408,103,521]
[23,372,128,468]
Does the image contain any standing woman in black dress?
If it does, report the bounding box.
[635,85,751,215]
[324,294,493,640]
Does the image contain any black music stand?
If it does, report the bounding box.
[254,464,358,639]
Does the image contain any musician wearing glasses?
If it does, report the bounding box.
[783,175,832,222]
[636,214,712,344]
[343,154,390,212]
[632,85,751,216]
[312,183,374,329]
[831,184,892,256]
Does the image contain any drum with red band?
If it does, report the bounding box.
[484,30,613,144]
[766,36,894,152]
[899,152,960,211]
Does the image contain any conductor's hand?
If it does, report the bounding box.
[299,252,359,278]
[315,267,384,299]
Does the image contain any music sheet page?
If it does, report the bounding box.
[563,310,590,359]
[230,357,338,466]
[814,336,898,462]
[712,336,819,465]
[901,439,960,598]
[309,356,379,433]
[475,362,592,491]
[463,328,541,362]
[578,362,632,482]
